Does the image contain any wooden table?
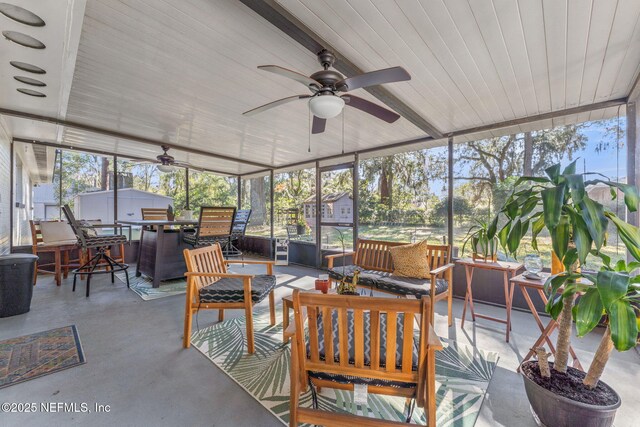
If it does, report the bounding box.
[457,258,523,342]
[510,273,583,371]
[117,220,198,288]
[282,289,337,343]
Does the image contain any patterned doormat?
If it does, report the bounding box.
[191,309,498,426]
[0,325,86,389]
[116,272,186,301]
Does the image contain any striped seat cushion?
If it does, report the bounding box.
[328,265,390,286]
[375,276,449,299]
[307,310,419,389]
[198,274,276,303]
[183,233,227,247]
[83,234,127,248]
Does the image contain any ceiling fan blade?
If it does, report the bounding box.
[311,116,327,134]
[336,66,410,92]
[344,95,400,123]
[258,65,321,90]
[243,95,311,116]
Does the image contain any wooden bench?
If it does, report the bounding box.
[326,239,455,326]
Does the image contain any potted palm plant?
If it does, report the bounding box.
[496,160,639,427]
[462,218,499,262]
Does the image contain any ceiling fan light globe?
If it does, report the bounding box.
[308,95,345,119]
[157,164,176,173]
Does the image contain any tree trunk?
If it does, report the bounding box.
[250,177,266,226]
[583,326,614,389]
[380,163,393,208]
[554,294,575,373]
[101,157,109,190]
[523,131,533,176]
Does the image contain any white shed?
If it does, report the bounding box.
[73,188,173,223]
[303,192,353,224]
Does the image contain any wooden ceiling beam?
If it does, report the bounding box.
[239,0,443,139]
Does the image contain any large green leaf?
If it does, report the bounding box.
[575,288,603,337]
[505,200,519,220]
[596,270,629,311]
[567,209,592,265]
[487,215,499,239]
[551,215,570,261]
[507,219,522,255]
[586,179,639,212]
[520,196,540,218]
[605,212,640,262]
[579,198,608,250]
[531,215,545,252]
[562,160,577,176]
[515,176,551,187]
[608,300,638,351]
[565,174,586,204]
[541,185,565,229]
[498,221,511,254]
[545,164,561,183]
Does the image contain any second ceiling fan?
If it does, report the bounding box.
[243,49,410,134]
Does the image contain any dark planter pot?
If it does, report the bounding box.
[296,225,306,235]
[521,361,621,427]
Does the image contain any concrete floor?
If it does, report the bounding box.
[1,263,639,427]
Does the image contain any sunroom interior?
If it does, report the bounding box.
[1,1,639,426]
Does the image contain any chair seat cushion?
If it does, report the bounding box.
[375,276,449,298]
[198,274,276,303]
[307,310,418,388]
[183,233,227,247]
[83,235,127,248]
[328,264,390,286]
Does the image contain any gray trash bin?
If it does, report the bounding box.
[0,254,38,317]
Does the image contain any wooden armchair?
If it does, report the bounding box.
[326,240,455,326]
[183,243,276,353]
[29,220,79,286]
[289,291,442,426]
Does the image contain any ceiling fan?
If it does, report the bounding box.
[243,49,410,134]
[132,145,202,173]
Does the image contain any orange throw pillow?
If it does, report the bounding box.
[389,240,431,279]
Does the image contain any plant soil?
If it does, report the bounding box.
[522,361,618,406]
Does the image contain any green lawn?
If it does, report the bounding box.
[247,223,627,270]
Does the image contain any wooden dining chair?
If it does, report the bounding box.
[183,243,276,353]
[288,291,443,427]
[141,208,169,221]
[183,206,236,249]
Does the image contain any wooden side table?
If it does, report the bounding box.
[282,289,336,343]
[510,273,583,371]
[457,258,523,342]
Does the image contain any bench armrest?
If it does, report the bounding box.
[325,251,356,269]
[430,263,455,277]
[325,252,356,260]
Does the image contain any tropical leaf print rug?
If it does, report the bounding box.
[191,308,498,426]
[115,272,186,301]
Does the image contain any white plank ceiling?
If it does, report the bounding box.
[1,0,639,176]
[275,0,640,131]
